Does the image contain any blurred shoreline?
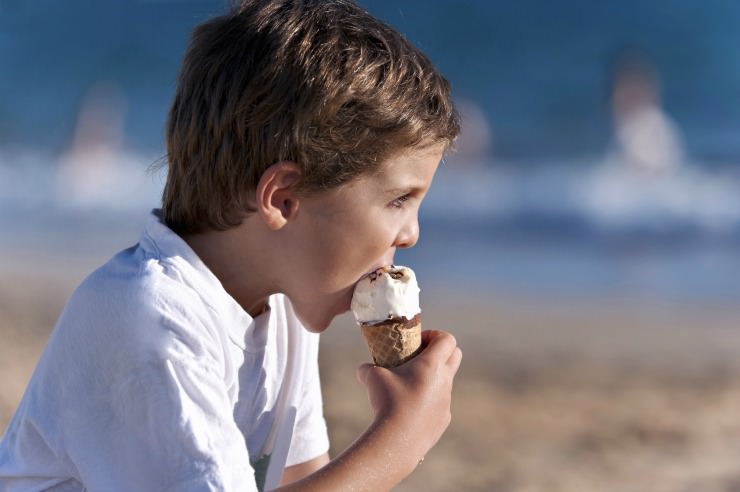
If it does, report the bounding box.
[3,152,740,306]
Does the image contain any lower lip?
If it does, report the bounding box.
[364,264,389,278]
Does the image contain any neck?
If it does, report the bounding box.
[182,219,280,317]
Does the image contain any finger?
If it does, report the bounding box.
[419,330,458,360]
[447,345,463,373]
[420,329,446,346]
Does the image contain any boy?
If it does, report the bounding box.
[0,0,462,490]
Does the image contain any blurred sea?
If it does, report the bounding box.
[1,0,739,303]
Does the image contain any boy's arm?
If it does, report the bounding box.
[274,330,462,492]
[278,453,330,485]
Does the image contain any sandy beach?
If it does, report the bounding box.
[2,261,740,491]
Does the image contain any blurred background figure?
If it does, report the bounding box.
[606,48,685,175]
[55,82,128,208]
[444,98,494,170]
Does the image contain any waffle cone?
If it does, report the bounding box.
[360,314,422,368]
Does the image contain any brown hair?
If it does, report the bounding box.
[162,0,460,234]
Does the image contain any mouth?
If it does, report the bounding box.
[350,253,397,298]
[355,267,385,288]
[361,266,384,279]
[362,260,395,280]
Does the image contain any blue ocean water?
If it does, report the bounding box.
[1,1,739,301]
[2,0,739,160]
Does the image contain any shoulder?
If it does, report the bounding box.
[53,242,231,370]
[63,245,200,325]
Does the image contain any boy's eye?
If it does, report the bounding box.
[390,194,412,208]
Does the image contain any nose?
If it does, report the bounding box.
[395,215,419,249]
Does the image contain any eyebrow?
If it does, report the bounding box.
[384,186,418,196]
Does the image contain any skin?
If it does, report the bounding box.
[184,142,462,491]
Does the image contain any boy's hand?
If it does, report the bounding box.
[356,330,462,466]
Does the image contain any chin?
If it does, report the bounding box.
[298,313,332,334]
[299,302,350,334]
[291,288,353,333]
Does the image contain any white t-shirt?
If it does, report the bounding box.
[0,211,329,491]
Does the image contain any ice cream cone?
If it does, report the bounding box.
[360,314,422,368]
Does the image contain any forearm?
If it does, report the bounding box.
[274,418,422,492]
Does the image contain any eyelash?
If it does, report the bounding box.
[390,194,412,209]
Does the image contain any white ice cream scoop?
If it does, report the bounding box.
[351,265,420,325]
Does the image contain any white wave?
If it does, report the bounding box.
[581,162,740,234]
[425,157,740,236]
[2,146,739,238]
[0,147,164,215]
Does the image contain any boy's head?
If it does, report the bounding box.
[162,0,460,234]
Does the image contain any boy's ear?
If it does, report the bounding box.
[256,161,302,230]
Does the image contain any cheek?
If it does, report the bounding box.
[323,228,389,283]
[307,207,398,287]
[347,225,397,271]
